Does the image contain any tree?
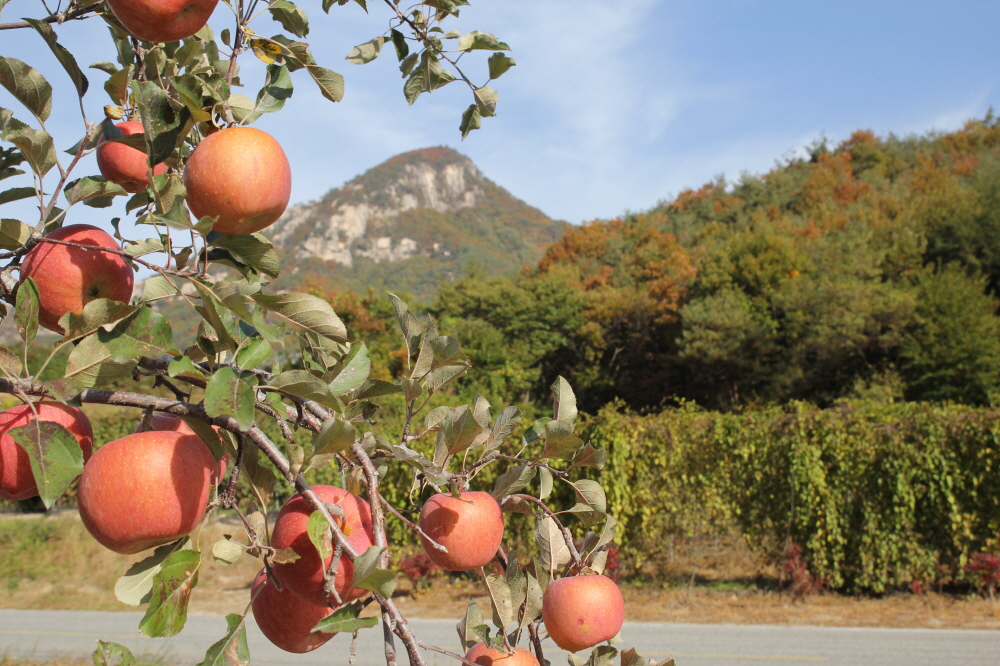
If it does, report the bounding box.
[0,3,649,666]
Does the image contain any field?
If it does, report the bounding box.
[1,511,997,632]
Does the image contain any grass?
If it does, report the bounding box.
[1,511,997,630]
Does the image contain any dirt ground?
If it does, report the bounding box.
[2,511,998,630]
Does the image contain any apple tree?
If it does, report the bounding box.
[0,2,668,666]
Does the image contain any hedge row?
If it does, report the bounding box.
[587,400,1000,592]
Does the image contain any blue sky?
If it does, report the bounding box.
[3,0,1000,230]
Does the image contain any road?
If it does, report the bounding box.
[0,610,997,666]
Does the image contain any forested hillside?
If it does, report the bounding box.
[426,114,1000,411]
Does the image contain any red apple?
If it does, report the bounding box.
[134,413,229,483]
[541,575,624,653]
[0,402,93,501]
[465,643,539,666]
[271,485,375,607]
[96,121,167,193]
[251,569,338,654]
[418,491,503,571]
[77,430,214,554]
[183,127,291,236]
[106,0,220,44]
[19,224,135,334]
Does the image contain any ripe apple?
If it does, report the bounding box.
[183,127,291,236]
[251,568,338,653]
[465,643,540,666]
[541,574,625,653]
[106,0,220,44]
[77,430,214,554]
[133,413,229,483]
[271,485,375,607]
[418,491,503,571]
[19,224,135,334]
[96,121,167,193]
[0,402,93,501]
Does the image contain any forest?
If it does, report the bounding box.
[296,114,1000,415]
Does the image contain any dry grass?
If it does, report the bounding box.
[2,512,998,630]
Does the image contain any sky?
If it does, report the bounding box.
[3,0,1000,231]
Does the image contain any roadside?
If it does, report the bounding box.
[2,511,997,630]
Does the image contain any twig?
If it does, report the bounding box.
[0,2,103,31]
[378,495,448,553]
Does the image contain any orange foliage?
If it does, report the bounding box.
[799,152,870,209]
[670,182,717,212]
[836,129,879,151]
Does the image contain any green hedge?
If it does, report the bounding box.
[586,400,1000,592]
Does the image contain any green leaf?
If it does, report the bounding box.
[6,126,56,177]
[58,299,139,342]
[306,510,332,560]
[474,86,498,117]
[328,342,370,395]
[212,537,244,566]
[307,65,344,103]
[10,420,84,509]
[235,338,272,370]
[353,378,403,400]
[423,364,467,394]
[141,275,181,302]
[267,369,339,408]
[0,57,52,122]
[564,479,607,526]
[487,53,515,80]
[312,600,378,633]
[458,31,510,52]
[619,648,645,666]
[459,104,481,140]
[0,217,31,249]
[541,420,584,460]
[485,406,521,453]
[0,187,35,205]
[124,238,164,258]
[551,376,577,425]
[491,464,536,500]
[311,417,355,459]
[168,355,207,381]
[269,0,310,37]
[243,64,293,125]
[569,443,607,471]
[456,598,486,651]
[14,276,39,346]
[227,94,255,124]
[114,537,192,606]
[350,545,384,586]
[204,367,255,431]
[390,29,409,61]
[131,80,193,166]
[403,54,455,106]
[387,292,423,357]
[23,19,88,99]
[139,549,201,637]
[211,233,281,277]
[197,613,250,666]
[64,176,128,205]
[252,292,346,342]
[534,517,571,577]
[443,405,488,456]
[90,61,119,75]
[104,66,133,106]
[100,306,175,362]
[92,642,135,666]
[538,467,553,500]
[346,37,384,64]
[483,571,513,630]
[54,334,137,392]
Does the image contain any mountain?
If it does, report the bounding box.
[267,147,567,300]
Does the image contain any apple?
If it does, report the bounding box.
[465,643,540,666]
[19,224,135,334]
[77,430,214,554]
[0,402,94,501]
[183,127,292,236]
[418,491,503,571]
[271,485,375,607]
[251,569,338,654]
[541,575,625,653]
[106,0,220,44]
[96,121,167,193]
[133,413,229,483]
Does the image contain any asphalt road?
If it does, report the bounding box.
[0,610,997,666]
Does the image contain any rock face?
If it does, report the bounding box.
[266,147,564,287]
